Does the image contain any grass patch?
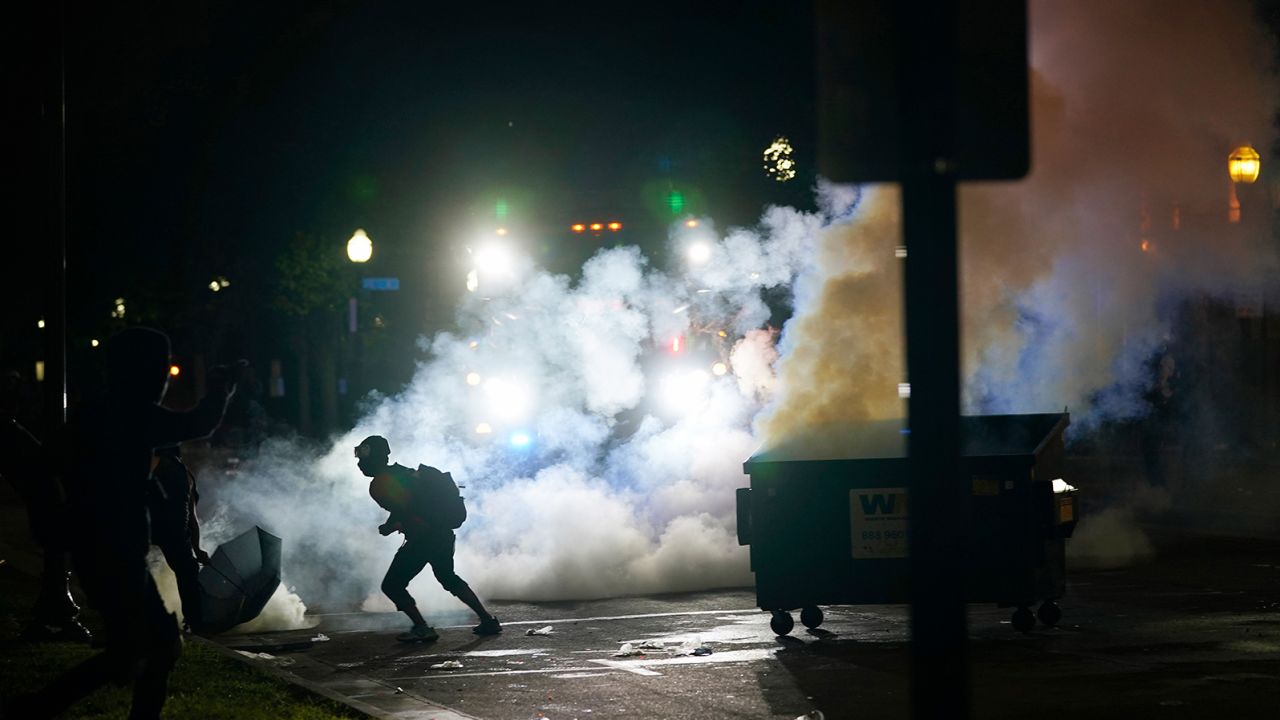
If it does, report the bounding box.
[0,562,366,719]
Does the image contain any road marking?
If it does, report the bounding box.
[313,607,764,636]
[589,659,663,676]
[616,648,777,668]
[385,647,779,681]
[442,608,760,629]
[387,666,606,680]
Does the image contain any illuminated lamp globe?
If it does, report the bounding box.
[1228,146,1261,184]
[347,229,373,263]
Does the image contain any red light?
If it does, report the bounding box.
[571,224,585,233]
[589,223,604,232]
[607,221,622,231]
[670,336,683,353]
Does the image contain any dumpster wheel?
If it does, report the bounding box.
[770,610,795,636]
[1011,606,1036,633]
[1037,600,1061,628]
[800,606,824,630]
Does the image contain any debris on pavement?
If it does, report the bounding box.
[671,641,708,656]
[795,712,825,720]
[394,687,404,694]
[311,633,330,642]
[634,640,665,650]
[430,660,464,669]
[525,625,555,636]
[613,642,644,657]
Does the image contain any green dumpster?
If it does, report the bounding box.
[737,413,1077,635]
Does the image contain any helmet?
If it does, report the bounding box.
[355,435,391,460]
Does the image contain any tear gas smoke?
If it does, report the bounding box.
[1066,506,1156,570]
[189,181,871,618]
[961,0,1278,422]
[960,0,1279,563]
[191,0,1277,626]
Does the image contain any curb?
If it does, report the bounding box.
[193,635,483,720]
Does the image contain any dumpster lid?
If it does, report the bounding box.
[748,419,908,465]
[745,412,1068,467]
[960,413,1069,458]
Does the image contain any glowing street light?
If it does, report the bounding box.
[347,228,373,263]
[1228,145,1261,184]
[484,376,533,421]
[687,241,712,265]
[659,369,710,416]
[473,243,515,277]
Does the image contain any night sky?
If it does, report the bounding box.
[5,2,818,393]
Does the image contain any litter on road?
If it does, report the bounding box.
[613,643,643,657]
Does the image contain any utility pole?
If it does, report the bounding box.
[817,2,1029,716]
[898,4,968,715]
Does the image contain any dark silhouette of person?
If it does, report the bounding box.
[354,435,501,642]
[8,327,234,720]
[1,415,89,642]
[147,444,210,632]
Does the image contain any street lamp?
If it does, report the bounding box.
[347,228,373,263]
[1228,145,1261,184]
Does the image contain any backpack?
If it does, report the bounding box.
[413,464,467,530]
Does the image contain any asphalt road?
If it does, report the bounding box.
[223,532,1280,720]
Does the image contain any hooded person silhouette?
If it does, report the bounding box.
[355,435,501,643]
[7,327,235,720]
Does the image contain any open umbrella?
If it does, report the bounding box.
[195,526,281,635]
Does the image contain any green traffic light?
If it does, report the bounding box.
[667,190,685,214]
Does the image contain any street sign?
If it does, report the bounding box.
[361,277,400,291]
[816,0,1029,182]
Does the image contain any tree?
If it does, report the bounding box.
[273,232,347,436]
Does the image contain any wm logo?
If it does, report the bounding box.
[858,491,908,516]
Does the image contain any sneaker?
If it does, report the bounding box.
[397,624,439,643]
[473,616,502,636]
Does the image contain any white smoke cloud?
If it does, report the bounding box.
[193,185,858,621]
[190,0,1278,626]
[960,0,1279,423]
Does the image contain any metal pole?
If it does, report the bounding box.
[900,1,970,717]
[28,0,87,641]
[43,0,67,437]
